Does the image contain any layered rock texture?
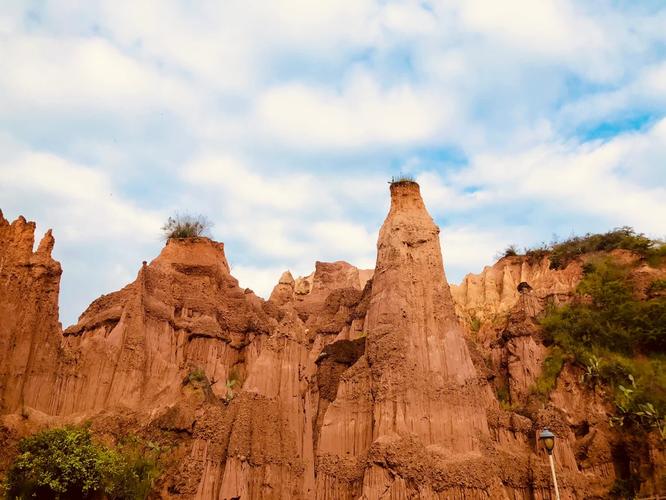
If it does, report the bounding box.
[0,212,62,414]
[450,256,582,322]
[0,185,663,499]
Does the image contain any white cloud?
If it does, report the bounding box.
[0,35,192,115]
[441,225,520,283]
[185,155,317,212]
[417,170,489,213]
[450,119,666,234]
[232,265,287,299]
[0,150,162,242]
[452,0,605,57]
[181,153,384,263]
[260,0,379,49]
[310,220,377,264]
[639,61,666,97]
[255,71,454,149]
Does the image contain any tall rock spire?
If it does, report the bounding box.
[317,181,495,498]
[0,214,62,413]
[365,180,486,446]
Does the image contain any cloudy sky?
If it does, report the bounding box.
[1,1,665,326]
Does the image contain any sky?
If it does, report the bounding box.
[1,1,665,327]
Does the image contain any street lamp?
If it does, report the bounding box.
[539,428,561,500]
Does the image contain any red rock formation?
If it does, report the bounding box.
[452,250,666,498]
[451,255,582,322]
[317,181,497,497]
[0,211,62,413]
[1,183,662,499]
[53,237,274,414]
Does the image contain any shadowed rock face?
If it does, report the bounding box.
[0,184,663,499]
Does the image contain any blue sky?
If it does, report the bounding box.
[1,0,665,326]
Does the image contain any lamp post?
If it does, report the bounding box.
[540,428,561,500]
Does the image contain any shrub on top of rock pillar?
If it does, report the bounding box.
[161,213,212,240]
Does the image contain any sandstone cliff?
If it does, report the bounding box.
[0,184,663,499]
[450,255,582,323]
[0,211,62,414]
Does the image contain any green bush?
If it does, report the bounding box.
[161,214,212,240]
[647,279,666,297]
[646,244,666,267]
[530,347,566,398]
[186,368,207,384]
[2,426,158,499]
[518,227,664,270]
[609,477,640,499]
[469,316,481,334]
[543,259,666,356]
[548,226,656,269]
[525,245,550,265]
[540,257,666,434]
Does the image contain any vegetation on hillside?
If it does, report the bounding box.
[538,256,666,437]
[502,227,666,269]
[161,213,212,240]
[2,425,161,499]
[389,174,416,184]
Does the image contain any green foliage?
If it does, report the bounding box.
[524,245,550,265]
[187,368,207,384]
[495,384,521,411]
[224,368,242,403]
[546,226,657,269]
[496,384,509,404]
[161,213,212,240]
[224,379,237,403]
[609,477,640,499]
[580,354,602,387]
[469,316,481,334]
[647,278,666,297]
[530,347,565,398]
[501,228,664,270]
[541,257,666,435]
[2,426,158,499]
[646,244,666,268]
[517,227,664,269]
[607,359,666,438]
[542,259,666,356]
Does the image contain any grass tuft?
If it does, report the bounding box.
[161,213,212,240]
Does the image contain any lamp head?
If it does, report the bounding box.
[539,428,556,455]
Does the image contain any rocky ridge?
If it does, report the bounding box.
[0,185,663,499]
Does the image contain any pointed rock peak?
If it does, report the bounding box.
[9,214,34,231]
[278,271,295,285]
[36,229,55,257]
[150,236,230,274]
[269,270,297,305]
[388,180,426,213]
[2,215,36,257]
[0,209,7,227]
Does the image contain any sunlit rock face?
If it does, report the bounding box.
[1,183,663,499]
[0,211,62,414]
[317,181,499,499]
[450,254,583,322]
